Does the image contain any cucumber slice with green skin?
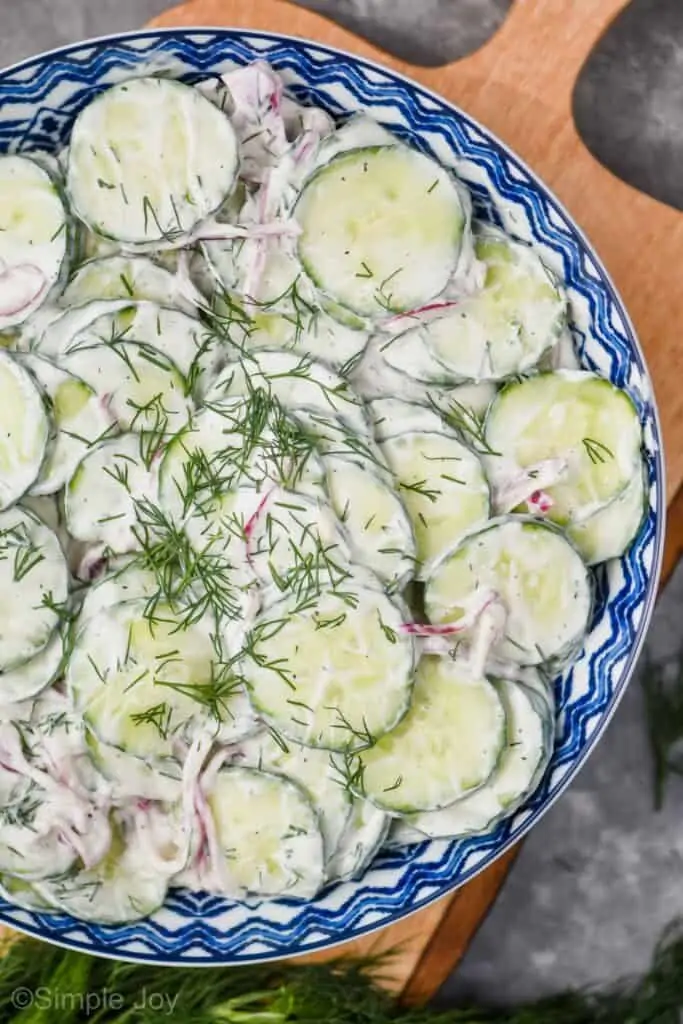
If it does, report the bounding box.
[383,230,566,384]
[60,337,190,434]
[379,430,490,574]
[65,433,156,553]
[67,77,238,246]
[35,814,175,923]
[0,631,63,703]
[31,298,133,358]
[295,146,467,317]
[369,397,448,441]
[0,156,68,329]
[242,583,416,751]
[484,371,642,526]
[0,768,77,880]
[325,798,389,881]
[248,487,352,595]
[207,766,325,900]
[0,350,51,509]
[0,874,52,911]
[0,506,69,671]
[357,657,506,814]
[61,255,203,314]
[401,678,553,837]
[425,516,593,667]
[211,349,371,441]
[244,307,370,373]
[67,601,253,760]
[20,353,114,497]
[324,456,416,590]
[235,731,352,859]
[78,556,159,621]
[566,463,647,565]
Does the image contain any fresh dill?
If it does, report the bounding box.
[130,701,173,740]
[433,394,501,456]
[398,478,441,503]
[582,436,614,464]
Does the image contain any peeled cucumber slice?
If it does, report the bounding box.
[207,766,324,899]
[484,371,643,525]
[296,146,468,316]
[357,657,506,814]
[67,76,238,245]
[379,429,490,573]
[566,464,647,565]
[402,678,554,837]
[242,582,415,751]
[0,505,69,671]
[0,350,51,508]
[383,229,565,383]
[78,557,159,621]
[0,156,68,329]
[20,353,114,496]
[236,731,352,858]
[0,767,77,881]
[425,516,592,666]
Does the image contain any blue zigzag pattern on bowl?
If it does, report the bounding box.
[0,29,664,963]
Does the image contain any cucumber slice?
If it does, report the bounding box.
[78,557,160,621]
[383,230,565,383]
[0,506,68,670]
[0,350,50,508]
[425,516,592,666]
[357,657,506,813]
[246,307,370,372]
[370,397,447,441]
[324,456,415,589]
[207,765,324,899]
[60,336,190,434]
[242,582,415,751]
[0,630,63,703]
[35,813,174,923]
[20,353,114,496]
[313,115,398,168]
[212,349,371,440]
[484,371,643,525]
[248,487,351,594]
[67,600,254,760]
[0,874,52,911]
[295,146,467,316]
[65,433,156,552]
[67,77,238,245]
[379,430,490,573]
[0,773,77,881]
[31,297,133,358]
[0,156,67,328]
[236,731,352,858]
[566,464,647,565]
[403,677,554,837]
[62,255,202,314]
[325,798,389,881]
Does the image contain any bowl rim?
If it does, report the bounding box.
[0,26,666,964]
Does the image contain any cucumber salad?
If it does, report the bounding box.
[0,61,645,922]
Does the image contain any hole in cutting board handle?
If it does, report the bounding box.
[574,0,683,213]
[297,0,512,67]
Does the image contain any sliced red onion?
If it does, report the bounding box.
[0,263,47,319]
[494,458,568,514]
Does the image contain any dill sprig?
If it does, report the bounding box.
[433,395,501,456]
[582,436,614,465]
[0,522,45,582]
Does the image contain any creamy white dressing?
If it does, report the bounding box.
[0,60,647,920]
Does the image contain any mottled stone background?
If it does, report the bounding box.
[4,0,682,1003]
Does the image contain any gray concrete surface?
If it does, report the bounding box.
[2,0,681,1004]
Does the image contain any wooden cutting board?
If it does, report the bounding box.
[147,0,683,1003]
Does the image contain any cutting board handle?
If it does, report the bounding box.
[148,0,683,503]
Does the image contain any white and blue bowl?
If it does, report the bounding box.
[0,29,664,964]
